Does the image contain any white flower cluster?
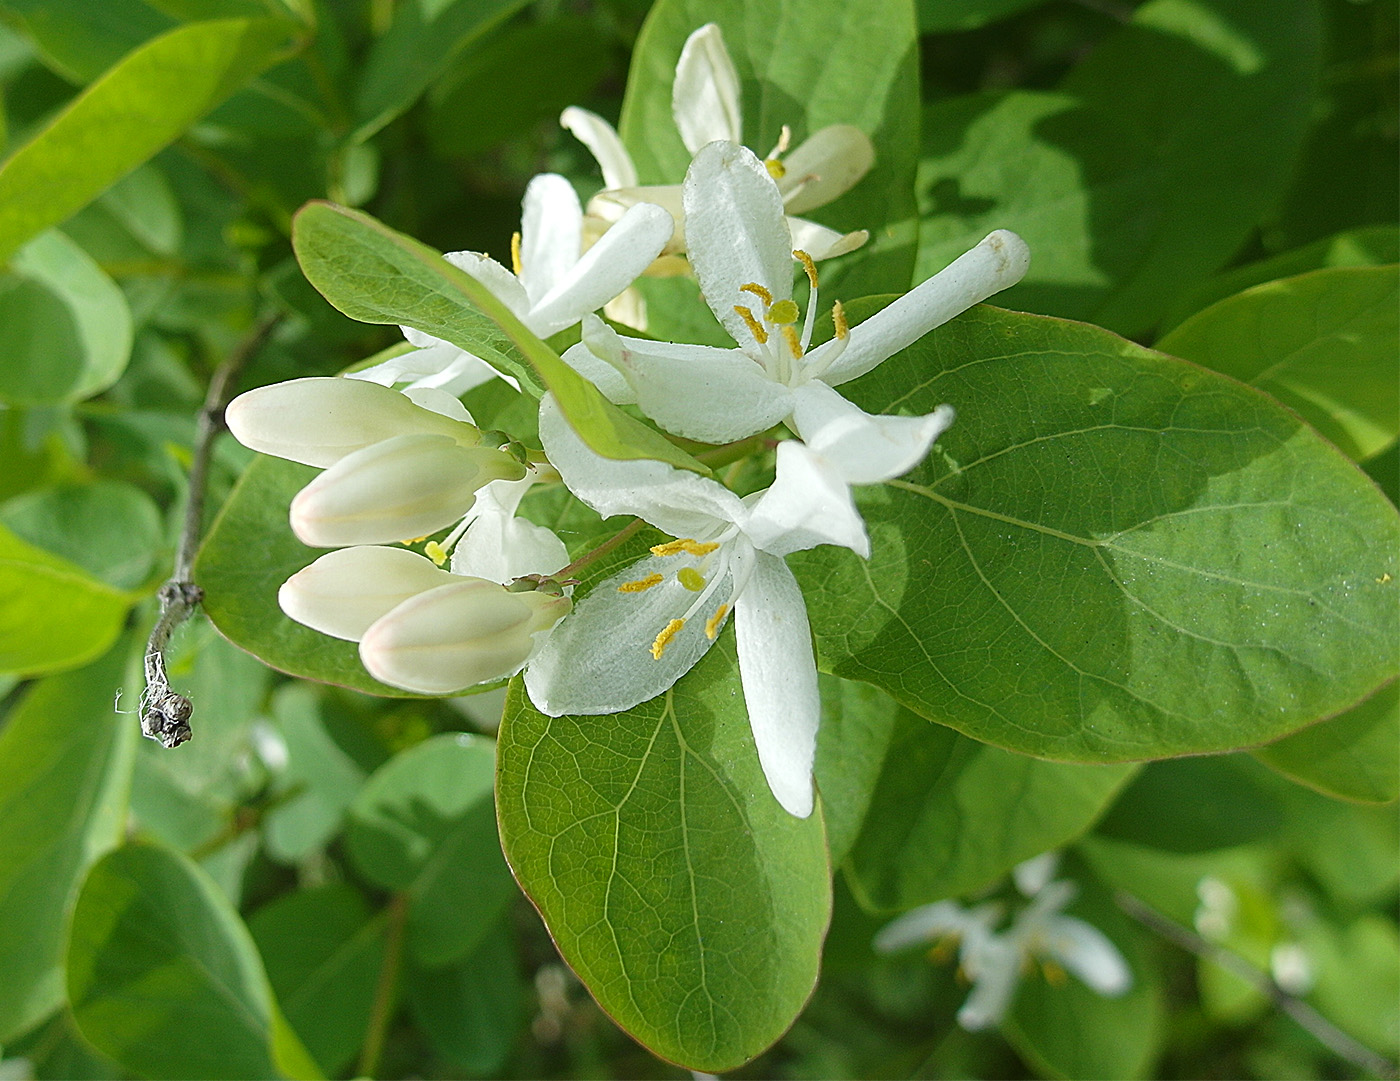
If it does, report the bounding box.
[226,24,1030,818]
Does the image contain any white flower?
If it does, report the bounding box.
[562,22,874,262]
[351,171,673,391]
[564,141,1026,477]
[524,394,872,818]
[875,854,1132,1031]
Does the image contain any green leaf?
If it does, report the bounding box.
[916,0,1323,336]
[0,479,160,590]
[0,230,131,404]
[794,305,1400,761]
[1156,265,1399,462]
[497,639,831,1072]
[290,201,707,474]
[67,842,321,1080]
[248,884,386,1078]
[813,675,898,868]
[344,733,514,968]
[917,0,1047,32]
[351,0,531,140]
[848,708,1134,911]
[195,453,430,697]
[0,520,130,677]
[0,16,300,263]
[0,0,174,83]
[1252,682,1399,805]
[1300,912,1400,1056]
[1277,783,1398,908]
[0,642,135,1042]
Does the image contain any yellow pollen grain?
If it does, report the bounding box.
[765,158,786,179]
[1041,960,1069,987]
[677,567,706,592]
[768,298,800,325]
[400,535,430,546]
[424,540,449,566]
[734,304,768,345]
[739,282,773,306]
[651,538,720,557]
[510,231,523,276]
[833,298,849,339]
[781,323,804,358]
[617,573,663,593]
[794,249,818,289]
[704,603,730,639]
[651,618,685,659]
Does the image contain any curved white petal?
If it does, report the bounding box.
[956,937,1021,1031]
[528,201,673,337]
[524,549,732,716]
[744,439,869,559]
[560,339,636,404]
[451,478,569,583]
[1012,852,1061,897]
[539,394,745,539]
[353,340,458,384]
[278,545,455,641]
[1042,917,1133,996]
[874,901,977,953]
[815,230,1031,386]
[683,141,795,346]
[786,217,869,261]
[672,23,742,153]
[587,184,686,244]
[560,105,638,189]
[400,386,476,423]
[734,553,819,818]
[443,250,531,322]
[519,174,583,306]
[778,124,875,214]
[790,381,953,484]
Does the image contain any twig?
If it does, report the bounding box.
[1115,890,1399,1079]
[139,313,282,748]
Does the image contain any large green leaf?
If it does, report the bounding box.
[1156,265,1399,462]
[0,642,135,1042]
[813,674,898,868]
[67,842,321,1080]
[916,0,1322,336]
[917,0,1047,32]
[848,708,1135,911]
[0,520,130,677]
[792,305,1400,761]
[290,202,706,474]
[497,639,831,1072]
[345,734,514,968]
[0,16,300,263]
[0,479,160,590]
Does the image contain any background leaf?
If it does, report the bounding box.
[0,479,160,590]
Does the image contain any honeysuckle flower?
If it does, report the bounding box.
[448,472,570,583]
[279,544,459,641]
[350,172,673,390]
[562,23,873,261]
[563,142,1027,464]
[524,394,871,818]
[875,854,1132,1031]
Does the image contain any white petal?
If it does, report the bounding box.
[560,340,635,404]
[528,201,673,336]
[790,380,954,484]
[1042,917,1133,996]
[744,439,870,558]
[1012,852,1061,897]
[400,386,475,423]
[538,394,745,539]
[777,125,875,215]
[519,174,582,306]
[450,479,569,583]
[524,550,732,716]
[734,553,819,817]
[560,105,638,189]
[956,938,1022,1031]
[815,230,1031,386]
[672,23,742,153]
[443,250,531,321]
[605,335,793,444]
[602,286,648,333]
[353,340,457,384]
[403,353,514,395]
[683,141,795,346]
[786,217,868,261]
[874,901,977,953]
[587,184,685,239]
[278,546,455,641]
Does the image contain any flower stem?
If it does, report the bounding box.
[555,518,646,579]
[358,893,409,1079]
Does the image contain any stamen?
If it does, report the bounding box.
[794,249,818,290]
[764,158,786,179]
[510,231,523,277]
[704,603,730,639]
[765,124,792,159]
[768,299,800,325]
[739,282,773,306]
[424,541,449,566]
[733,305,768,345]
[400,535,430,546]
[781,324,804,359]
[677,567,706,592]
[650,538,720,557]
[1041,959,1069,987]
[651,619,685,660]
[833,298,849,339]
[618,573,664,593]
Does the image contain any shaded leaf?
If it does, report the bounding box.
[0,479,160,590]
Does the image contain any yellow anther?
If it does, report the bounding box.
[401,535,430,546]
[765,158,787,179]
[650,538,721,557]
[734,305,768,345]
[781,324,804,359]
[1041,959,1069,987]
[768,298,800,325]
[618,573,664,593]
[677,567,706,592]
[704,603,730,639]
[651,618,685,659]
[833,298,849,340]
[424,540,449,566]
[794,249,818,289]
[739,282,773,306]
[510,231,523,277]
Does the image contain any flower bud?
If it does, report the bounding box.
[226,377,481,467]
[359,579,572,694]
[290,433,527,547]
[278,546,456,640]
